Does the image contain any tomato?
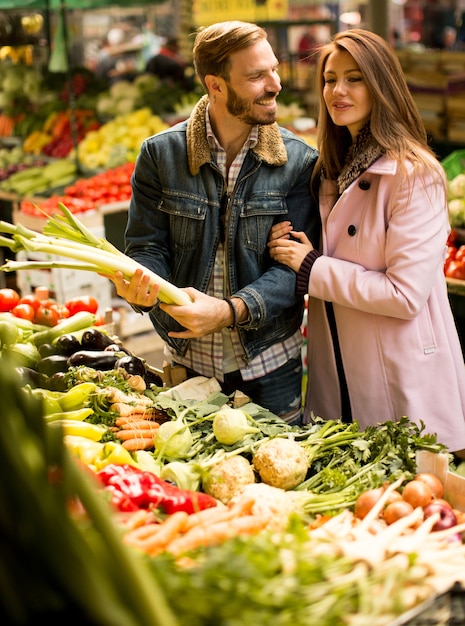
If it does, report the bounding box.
[11,302,35,321]
[447,230,458,246]
[455,245,465,262]
[17,294,41,312]
[446,259,465,280]
[65,295,99,316]
[48,302,70,320]
[0,288,20,312]
[34,304,60,327]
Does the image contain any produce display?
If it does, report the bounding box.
[1,306,465,625]
[19,162,135,217]
[76,106,168,170]
[445,229,465,280]
[0,157,77,196]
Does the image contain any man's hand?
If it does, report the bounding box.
[110,269,160,308]
[160,289,246,338]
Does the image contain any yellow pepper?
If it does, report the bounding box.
[49,419,107,441]
[93,442,140,470]
[44,407,94,423]
[64,435,104,467]
[57,382,97,412]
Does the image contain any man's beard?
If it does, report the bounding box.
[226,84,277,125]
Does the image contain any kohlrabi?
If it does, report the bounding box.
[212,405,260,445]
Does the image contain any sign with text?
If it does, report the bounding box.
[192,0,289,27]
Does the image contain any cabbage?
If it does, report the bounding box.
[449,198,465,228]
[212,405,260,445]
[448,173,465,199]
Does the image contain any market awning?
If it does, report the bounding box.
[0,0,162,9]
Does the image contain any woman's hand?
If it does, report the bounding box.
[268,228,313,273]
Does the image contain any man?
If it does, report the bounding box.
[111,21,319,423]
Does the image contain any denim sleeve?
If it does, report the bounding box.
[235,143,320,327]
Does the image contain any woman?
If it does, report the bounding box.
[268,29,465,457]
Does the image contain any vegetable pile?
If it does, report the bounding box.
[2,311,465,624]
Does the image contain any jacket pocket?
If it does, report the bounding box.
[158,191,208,249]
[240,194,287,253]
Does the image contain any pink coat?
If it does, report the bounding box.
[304,153,465,453]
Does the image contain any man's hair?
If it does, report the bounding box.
[193,21,267,91]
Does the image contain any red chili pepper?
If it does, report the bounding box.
[96,464,219,514]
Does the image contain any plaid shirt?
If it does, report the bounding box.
[166,107,302,381]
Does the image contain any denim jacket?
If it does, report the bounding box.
[125,95,320,364]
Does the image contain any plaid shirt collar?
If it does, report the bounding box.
[205,105,259,153]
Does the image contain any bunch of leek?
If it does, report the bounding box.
[0,202,191,306]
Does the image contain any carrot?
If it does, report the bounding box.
[119,420,160,431]
[122,437,155,451]
[116,430,155,441]
[116,509,155,531]
[110,403,157,417]
[124,511,190,555]
[183,494,252,531]
[166,514,269,556]
[115,416,148,427]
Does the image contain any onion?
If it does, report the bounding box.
[423,501,458,531]
[402,479,433,508]
[414,472,444,499]
[354,487,384,520]
[383,500,414,525]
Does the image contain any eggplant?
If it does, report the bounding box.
[80,328,115,351]
[114,355,146,377]
[55,333,82,357]
[38,343,59,358]
[104,343,131,355]
[144,368,164,387]
[36,355,70,377]
[67,350,119,370]
[47,372,69,392]
[15,366,50,389]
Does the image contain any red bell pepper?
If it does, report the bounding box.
[96,464,219,514]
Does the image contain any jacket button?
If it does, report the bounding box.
[348,225,356,236]
[359,180,370,190]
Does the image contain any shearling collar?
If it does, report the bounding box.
[186,95,288,175]
[336,123,384,194]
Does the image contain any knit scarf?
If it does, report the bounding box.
[336,123,385,194]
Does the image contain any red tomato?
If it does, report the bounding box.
[17,294,41,312]
[65,295,99,316]
[447,230,458,246]
[455,245,465,262]
[11,302,35,321]
[48,302,70,320]
[0,288,20,312]
[446,259,465,280]
[34,304,60,327]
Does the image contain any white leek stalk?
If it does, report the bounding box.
[0,203,191,306]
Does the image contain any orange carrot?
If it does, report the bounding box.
[122,437,155,451]
[124,510,190,555]
[119,420,160,431]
